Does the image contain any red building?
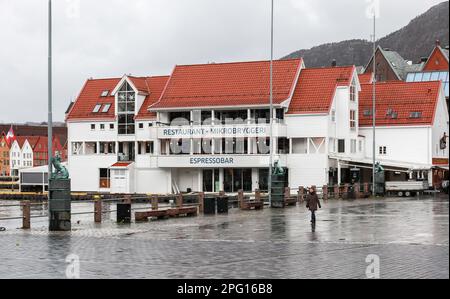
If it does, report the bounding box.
[32,136,66,167]
[422,40,449,72]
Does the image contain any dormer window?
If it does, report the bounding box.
[409,112,422,119]
[93,104,102,113]
[101,90,109,97]
[102,104,111,113]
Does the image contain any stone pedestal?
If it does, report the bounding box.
[49,179,71,231]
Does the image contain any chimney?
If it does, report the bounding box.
[436,40,441,47]
[331,59,337,67]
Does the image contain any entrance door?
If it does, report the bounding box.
[113,169,127,193]
[224,169,252,192]
[203,169,220,192]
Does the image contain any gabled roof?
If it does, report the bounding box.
[365,46,421,80]
[66,76,169,121]
[14,136,39,149]
[136,76,170,120]
[150,59,303,110]
[359,81,442,127]
[423,45,450,71]
[66,78,119,121]
[287,66,355,115]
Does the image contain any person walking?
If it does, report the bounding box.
[306,186,321,223]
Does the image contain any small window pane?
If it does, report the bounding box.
[421,73,431,81]
[439,72,448,81]
[430,72,440,80]
[406,73,415,82]
[102,104,111,113]
[101,90,109,97]
[93,104,102,113]
[414,73,423,82]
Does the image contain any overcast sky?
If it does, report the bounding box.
[0,0,444,123]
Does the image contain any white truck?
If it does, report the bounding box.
[385,181,429,197]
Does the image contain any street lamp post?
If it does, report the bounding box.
[268,0,274,206]
[372,14,377,197]
[48,0,53,180]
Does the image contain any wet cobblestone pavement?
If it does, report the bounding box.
[0,196,448,279]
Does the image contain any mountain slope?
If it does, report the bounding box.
[283,1,449,67]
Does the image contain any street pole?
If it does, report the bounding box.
[48,0,53,197]
[268,0,274,206]
[372,14,376,196]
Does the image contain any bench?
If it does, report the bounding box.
[135,207,198,222]
[240,200,264,210]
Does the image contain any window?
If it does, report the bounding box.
[101,90,109,97]
[350,84,356,101]
[102,104,111,113]
[350,110,356,129]
[351,139,357,154]
[292,138,308,154]
[338,139,345,153]
[379,146,387,155]
[85,142,97,155]
[331,110,336,122]
[99,168,110,188]
[363,109,372,116]
[99,142,115,154]
[117,82,136,135]
[92,104,102,113]
[139,123,144,129]
[329,138,336,153]
[91,124,96,130]
[72,142,83,155]
[409,112,422,119]
[100,124,105,130]
[110,124,115,130]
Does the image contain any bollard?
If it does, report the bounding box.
[124,194,132,204]
[298,186,305,203]
[94,195,102,223]
[238,190,244,209]
[176,194,183,208]
[364,183,369,196]
[323,185,328,201]
[22,201,30,229]
[354,183,361,198]
[284,187,291,200]
[334,185,340,199]
[198,192,205,214]
[255,189,261,203]
[151,196,159,211]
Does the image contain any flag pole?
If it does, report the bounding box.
[268,0,274,206]
[372,13,376,196]
[48,0,53,195]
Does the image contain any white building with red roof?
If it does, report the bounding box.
[65,58,448,194]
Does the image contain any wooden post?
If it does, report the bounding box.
[323,185,328,201]
[334,185,340,199]
[343,184,349,199]
[364,183,369,195]
[284,187,290,201]
[238,190,244,209]
[151,196,159,211]
[22,200,30,229]
[298,186,304,203]
[198,192,204,214]
[94,196,102,223]
[255,189,261,203]
[124,194,132,204]
[176,193,183,208]
[354,183,360,198]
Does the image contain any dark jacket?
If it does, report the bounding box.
[306,193,321,211]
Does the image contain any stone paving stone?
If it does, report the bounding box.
[0,196,448,279]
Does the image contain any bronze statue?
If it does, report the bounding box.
[272,161,285,175]
[50,155,69,180]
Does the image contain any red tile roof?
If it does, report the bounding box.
[359,81,442,127]
[288,66,355,114]
[66,76,170,121]
[136,76,170,120]
[66,78,119,121]
[14,136,40,148]
[111,162,133,168]
[358,72,373,84]
[150,59,302,110]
